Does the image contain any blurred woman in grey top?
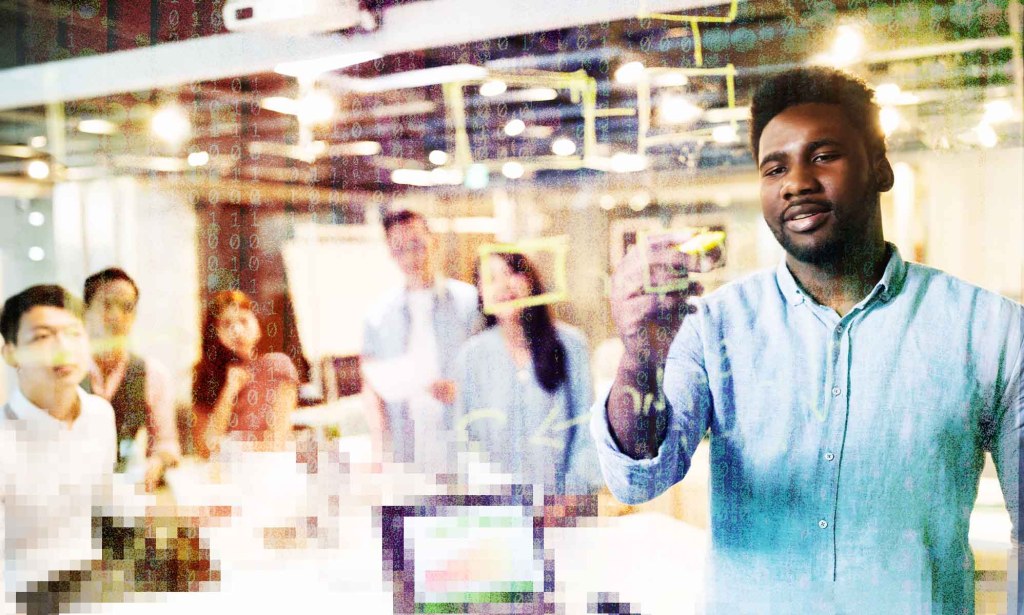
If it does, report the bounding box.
[453,252,601,495]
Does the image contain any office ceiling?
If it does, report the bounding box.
[0,0,1019,195]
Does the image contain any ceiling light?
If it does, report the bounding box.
[262,96,298,115]
[518,87,558,102]
[983,100,1014,125]
[628,192,651,211]
[874,83,918,106]
[653,72,688,88]
[296,91,336,125]
[599,194,616,210]
[77,118,118,135]
[334,141,381,156]
[187,151,210,167]
[27,246,45,262]
[28,211,45,226]
[344,64,488,93]
[658,94,703,125]
[615,61,646,84]
[501,161,525,179]
[464,163,489,190]
[26,160,50,180]
[274,51,381,78]
[825,24,865,68]
[712,125,740,144]
[976,122,998,148]
[429,150,449,165]
[610,152,647,173]
[29,135,47,148]
[551,137,577,157]
[504,119,526,137]
[151,104,191,146]
[479,79,507,97]
[879,106,902,137]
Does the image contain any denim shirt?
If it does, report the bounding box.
[591,245,1023,613]
[453,324,603,495]
[362,277,482,463]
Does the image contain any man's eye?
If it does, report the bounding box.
[813,153,838,163]
[763,166,784,177]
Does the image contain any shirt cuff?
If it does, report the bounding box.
[589,383,685,505]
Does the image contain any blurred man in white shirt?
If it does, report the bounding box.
[1,285,115,613]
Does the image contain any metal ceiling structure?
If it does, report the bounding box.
[0,0,1020,195]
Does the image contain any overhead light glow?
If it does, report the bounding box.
[615,61,646,84]
[504,119,526,137]
[26,160,50,180]
[297,91,336,125]
[429,150,449,165]
[29,135,47,149]
[983,100,1014,125]
[518,87,558,102]
[879,106,902,137]
[345,64,488,93]
[28,246,45,262]
[658,94,702,125]
[28,211,45,226]
[599,194,616,210]
[628,192,651,212]
[813,24,866,68]
[712,125,740,144]
[151,104,191,146]
[610,152,647,173]
[874,83,918,106]
[274,51,381,78]
[976,122,998,148]
[653,72,689,88]
[77,118,118,135]
[187,151,210,167]
[501,161,525,179]
[479,79,507,97]
[551,137,577,157]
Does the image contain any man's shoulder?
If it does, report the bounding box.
[442,278,480,308]
[364,286,407,327]
[904,262,1024,316]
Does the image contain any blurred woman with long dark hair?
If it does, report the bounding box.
[453,252,600,494]
[192,290,298,457]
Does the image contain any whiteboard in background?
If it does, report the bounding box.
[282,224,403,361]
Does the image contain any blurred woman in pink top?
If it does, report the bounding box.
[192,290,298,458]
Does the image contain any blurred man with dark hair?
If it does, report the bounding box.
[361,210,480,469]
[595,67,1022,612]
[1,285,116,606]
[83,268,180,491]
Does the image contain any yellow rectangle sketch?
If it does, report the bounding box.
[478,235,570,315]
[637,228,726,294]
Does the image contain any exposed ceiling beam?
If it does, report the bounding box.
[0,0,732,111]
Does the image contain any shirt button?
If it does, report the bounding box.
[831,387,841,396]
[824,452,835,461]
[835,324,843,334]
[818,520,829,529]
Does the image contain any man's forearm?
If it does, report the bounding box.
[606,357,669,460]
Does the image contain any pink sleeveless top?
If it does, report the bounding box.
[229,352,298,438]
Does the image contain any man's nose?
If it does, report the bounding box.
[782,163,821,200]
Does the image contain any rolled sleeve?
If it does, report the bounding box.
[589,384,686,504]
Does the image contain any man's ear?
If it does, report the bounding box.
[875,156,895,193]
[2,343,18,369]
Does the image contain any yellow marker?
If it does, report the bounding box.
[677,230,725,255]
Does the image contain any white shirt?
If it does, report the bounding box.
[406,289,445,468]
[1,386,116,603]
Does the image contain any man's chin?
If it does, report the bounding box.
[780,234,845,266]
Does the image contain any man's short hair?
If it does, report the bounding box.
[382,209,429,236]
[749,67,885,161]
[1,285,84,345]
[84,267,139,306]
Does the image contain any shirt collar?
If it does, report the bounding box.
[8,386,92,431]
[775,242,908,307]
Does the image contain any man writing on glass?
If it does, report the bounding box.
[591,67,1021,612]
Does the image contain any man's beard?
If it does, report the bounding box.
[774,192,879,267]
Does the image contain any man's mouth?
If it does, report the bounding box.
[53,364,79,378]
[784,202,832,233]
